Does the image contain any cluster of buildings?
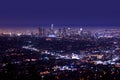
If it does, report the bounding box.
[1,25,120,39]
[38,24,91,38]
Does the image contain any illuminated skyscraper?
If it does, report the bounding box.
[51,24,54,30]
[38,27,42,37]
[38,27,46,37]
[49,24,54,35]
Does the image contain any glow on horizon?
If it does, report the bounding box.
[0,28,38,34]
[0,26,120,34]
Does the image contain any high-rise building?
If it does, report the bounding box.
[48,24,55,35]
[51,24,54,30]
[38,27,46,37]
[38,27,42,37]
[58,28,62,37]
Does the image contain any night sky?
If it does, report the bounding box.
[0,0,120,29]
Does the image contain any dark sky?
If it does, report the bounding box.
[0,0,120,28]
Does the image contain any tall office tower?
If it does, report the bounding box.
[38,27,42,37]
[49,24,54,35]
[38,27,46,37]
[58,28,62,37]
[51,24,54,30]
[42,28,46,37]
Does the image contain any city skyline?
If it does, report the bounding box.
[0,25,120,34]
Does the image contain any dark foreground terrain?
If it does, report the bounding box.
[0,36,120,80]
